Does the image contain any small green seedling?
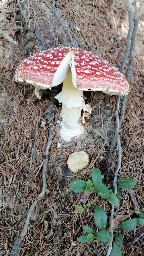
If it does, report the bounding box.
[110,213,144,256]
[70,168,119,207]
[118,177,137,190]
[69,167,144,255]
[109,233,123,256]
[70,168,116,245]
[77,214,112,244]
[120,211,144,231]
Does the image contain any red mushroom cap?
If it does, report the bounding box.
[71,49,129,95]
[15,47,71,88]
[15,47,129,95]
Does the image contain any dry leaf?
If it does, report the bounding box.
[113,214,125,229]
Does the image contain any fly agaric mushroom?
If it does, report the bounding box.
[15,47,129,142]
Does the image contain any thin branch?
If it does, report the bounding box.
[119,0,140,126]
[128,228,144,244]
[126,227,144,246]
[10,128,53,256]
[107,116,122,256]
[132,232,144,244]
[108,0,140,158]
[119,0,133,74]
[113,138,122,195]
[108,96,121,159]
[108,0,133,159]
[107,2,140,254]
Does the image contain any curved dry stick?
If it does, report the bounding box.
[107,101,122,256]
[107,1,140,255]
[108,0,139,159]
[106,135,122,256]
[119,0,140,127]
[10,129,53,256]
[108,0,133,160]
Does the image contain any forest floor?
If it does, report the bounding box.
[0,1,144,255]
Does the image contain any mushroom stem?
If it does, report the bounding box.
[55,72,85,141]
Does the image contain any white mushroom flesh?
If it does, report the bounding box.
[55,71,85,141]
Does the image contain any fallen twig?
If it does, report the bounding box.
[129,228,144,244]
[108,97,122,161]
[107,107,122,256]
[120,0,133,74]
[108,0,133,160]
[119,0,140,127]
[10,128,53,256]
[108,0,139,159]
[132,232,144,244]
[107,2,140,255]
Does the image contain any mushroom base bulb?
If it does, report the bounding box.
[60,121,84,142]
[61,104,82,126]
[55,72,85,141]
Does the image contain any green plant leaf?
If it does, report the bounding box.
[118,178,136,190]
[139,211,144,219]
[107,192,119,207]
[137,218,144,226]
[83,225,94,233]
[110,233,123,256]
[120,218,137,231]
[95,184,110,199]
[110,244,122,256]
[86,233,94,242]
[92,168,102,186]
[114,233,123,247]
[96,229,112,243]
[94,206,107,229]
[85,179,93,192]
[70,179,86,193]
[77,235,88,243]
